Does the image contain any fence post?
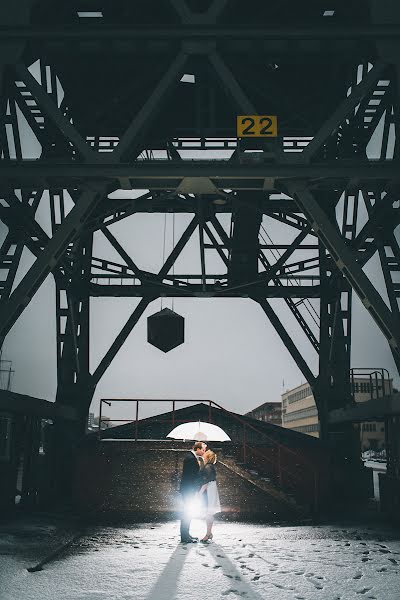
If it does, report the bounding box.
[135,401,139,442]
[243,424,247,464]
[172,400,175,427]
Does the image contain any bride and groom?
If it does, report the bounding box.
[179,441,221,543]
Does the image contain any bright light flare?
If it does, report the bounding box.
[184,496,203,519]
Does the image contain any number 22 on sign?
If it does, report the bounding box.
[237,115,278,137]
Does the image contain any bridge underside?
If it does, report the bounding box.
[0,0,400,505]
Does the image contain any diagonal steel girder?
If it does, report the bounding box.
[15,64,95,162]
[256,297,316,387]
[0,46,191,343]
[91,215,199,385]
[210,212,320,351]
[112,51,188,161]
[0,190,74,287]
[0,186,104,342]
[299,62,387,163]
[286,182,400,371]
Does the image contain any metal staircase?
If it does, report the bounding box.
[220,456,307,518]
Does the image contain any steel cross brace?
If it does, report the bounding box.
[1,25,400,42]
[299,62,387,163]
[0,186,104,342]
[286,182,400,372]
[91,215,199,385]
[256,297,316,388]
[0,44,189,342]
[0,190,74,287]
[15,64,95,162]
[210,212,320,352]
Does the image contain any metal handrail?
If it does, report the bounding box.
[99,397,315,465]
[98,397,320,508]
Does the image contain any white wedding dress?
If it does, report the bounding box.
[203,464,221,515]
[205,480,221,515]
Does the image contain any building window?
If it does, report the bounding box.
[293,423,320,433]
[284,406,318,423]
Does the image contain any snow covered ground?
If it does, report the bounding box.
[1,516,400,600]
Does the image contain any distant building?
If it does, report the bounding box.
[281,375,393,450]
[87,412,95,431]
[93,415,114,430]
[245,402,282,426]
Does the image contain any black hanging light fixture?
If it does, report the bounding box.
[147,307,185,353]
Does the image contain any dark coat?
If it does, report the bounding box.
[180,451,201,494]
[201,463,217,484]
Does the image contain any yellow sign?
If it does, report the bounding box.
[237,115,278,137]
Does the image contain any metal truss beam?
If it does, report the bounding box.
[56,234,93,396]
[256,298,316,387]
[89,283,320,299]
[92,298,154,386]
[91,216,198,384]
[0,189,42,296]
[0,25,399,42]
[15,64,95,161]
[353,191,400,266]
[257,247,320,353]
[1,160,398,184]
[0,187,104,342]
[287,182,400,371]
[266,212,317,235]
[92,195,301,217]
[101,227,141,276]
[112,51,188,161]
[0,190,81,292]
[377,233,400,323]
[211,212,320,351]
[315,232,352,439]
[209,52,256,114]
[299,62,387,162]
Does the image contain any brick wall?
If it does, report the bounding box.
[73,440,292,519]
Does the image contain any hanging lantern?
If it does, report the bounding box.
[147,307,185,352]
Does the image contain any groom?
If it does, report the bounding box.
[179,441,206,543]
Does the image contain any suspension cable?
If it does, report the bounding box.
[161,212,167,310]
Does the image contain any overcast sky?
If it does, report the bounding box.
[1,211,398,423]
[1,62,399,422]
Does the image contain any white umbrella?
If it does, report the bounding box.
[167,421,231,442]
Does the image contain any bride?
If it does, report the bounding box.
[198,449,221,542]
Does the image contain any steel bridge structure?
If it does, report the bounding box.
[0,1,400,499]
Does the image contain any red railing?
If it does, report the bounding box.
[98,398,325,510]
